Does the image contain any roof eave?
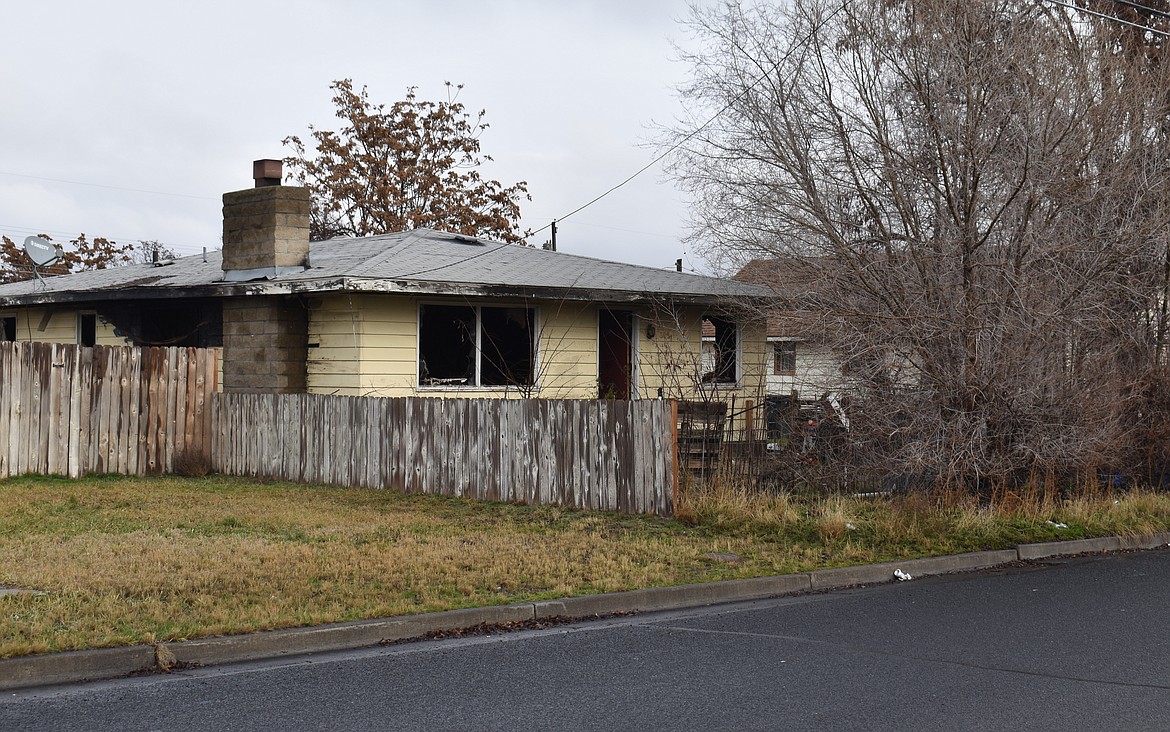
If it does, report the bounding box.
[342,277,768,305]
[0,274,771,309]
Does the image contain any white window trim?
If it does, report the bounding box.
[631,313,641,398]
[772,339,797,376]
[77,310,97,347]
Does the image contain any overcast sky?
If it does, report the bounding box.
[1,0,718,273]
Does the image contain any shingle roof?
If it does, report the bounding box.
[0,228,766,306]
[734,257,829,340]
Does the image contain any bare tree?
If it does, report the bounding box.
[129,239,177,264]
[667,0,1170,490]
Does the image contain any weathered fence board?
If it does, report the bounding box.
[0,342,217,479]
[209,392,677,516]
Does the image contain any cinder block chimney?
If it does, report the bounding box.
[221,159,310,276]
[220,160,310,394]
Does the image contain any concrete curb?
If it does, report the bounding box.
[1123,531,1170,550]
[808,549,1019,590]
[0,645,155,692]
[533,573,813,619]
[1017,531,1170,559]
[166,604,536,669]
[3,532,1168,692]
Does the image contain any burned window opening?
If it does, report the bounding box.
[96,300,224,348]
[701,315,738,385]
[419,304,476,385]
[78,312,96,347]
[480,306,535,386]
[418,304,535,388]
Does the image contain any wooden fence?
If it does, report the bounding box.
[212,393,678,516]
[0,341,217,479]
[0,343,678,516]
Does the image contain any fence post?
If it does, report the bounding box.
[670,399,680,517]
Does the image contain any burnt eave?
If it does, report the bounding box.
[341,277,768,306]
[0,274,769,309]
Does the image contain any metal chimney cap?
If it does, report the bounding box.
[253,159,283,187]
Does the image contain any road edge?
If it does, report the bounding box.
[3,531,1168,691]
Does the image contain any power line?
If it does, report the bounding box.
[0,170,217,201]
[1110,0,1170,21]
[1042,0,1170,35]
[0,222,206,254]
[522,1,853,243]
[547,219,684,240]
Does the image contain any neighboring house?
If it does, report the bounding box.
[733,258,844,405]
[0,161,769,431]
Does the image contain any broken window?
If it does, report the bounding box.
[1,316,15,342]
[418,304,535,387]
[774,341,796,375]
[418,304,476,385]
[701,316,738,385]
[480,306,535,386]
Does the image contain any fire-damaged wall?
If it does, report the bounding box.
[97,299,223,348]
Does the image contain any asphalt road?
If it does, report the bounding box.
[4,550,1170,731]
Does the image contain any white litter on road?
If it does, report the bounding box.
[893,569,913,581]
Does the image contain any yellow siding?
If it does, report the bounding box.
[355,295,419,394]
[535,302,599,398]
[1,307,127,346]
[0,295,769,426]
[306,296,363,394]
[305,294,769,431]
[311,294,606,399]
[635,306,705,399]
[633,304,767,436]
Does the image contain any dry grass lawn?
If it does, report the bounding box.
[2,474,1170,658]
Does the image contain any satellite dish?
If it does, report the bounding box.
[24,236,59,267]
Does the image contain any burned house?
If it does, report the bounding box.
[0,162,770,416]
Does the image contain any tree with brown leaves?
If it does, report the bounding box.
[0,233,133,284]
[283,79,530,243]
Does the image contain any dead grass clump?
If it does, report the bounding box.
[677,480,799,529]
[813,496,856,541]
[172,448,211,478]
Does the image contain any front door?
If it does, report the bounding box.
[598,309,633,399]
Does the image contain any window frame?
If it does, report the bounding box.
[773,340,796,376]
[417,302,539,390]
[77,311,97,347]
